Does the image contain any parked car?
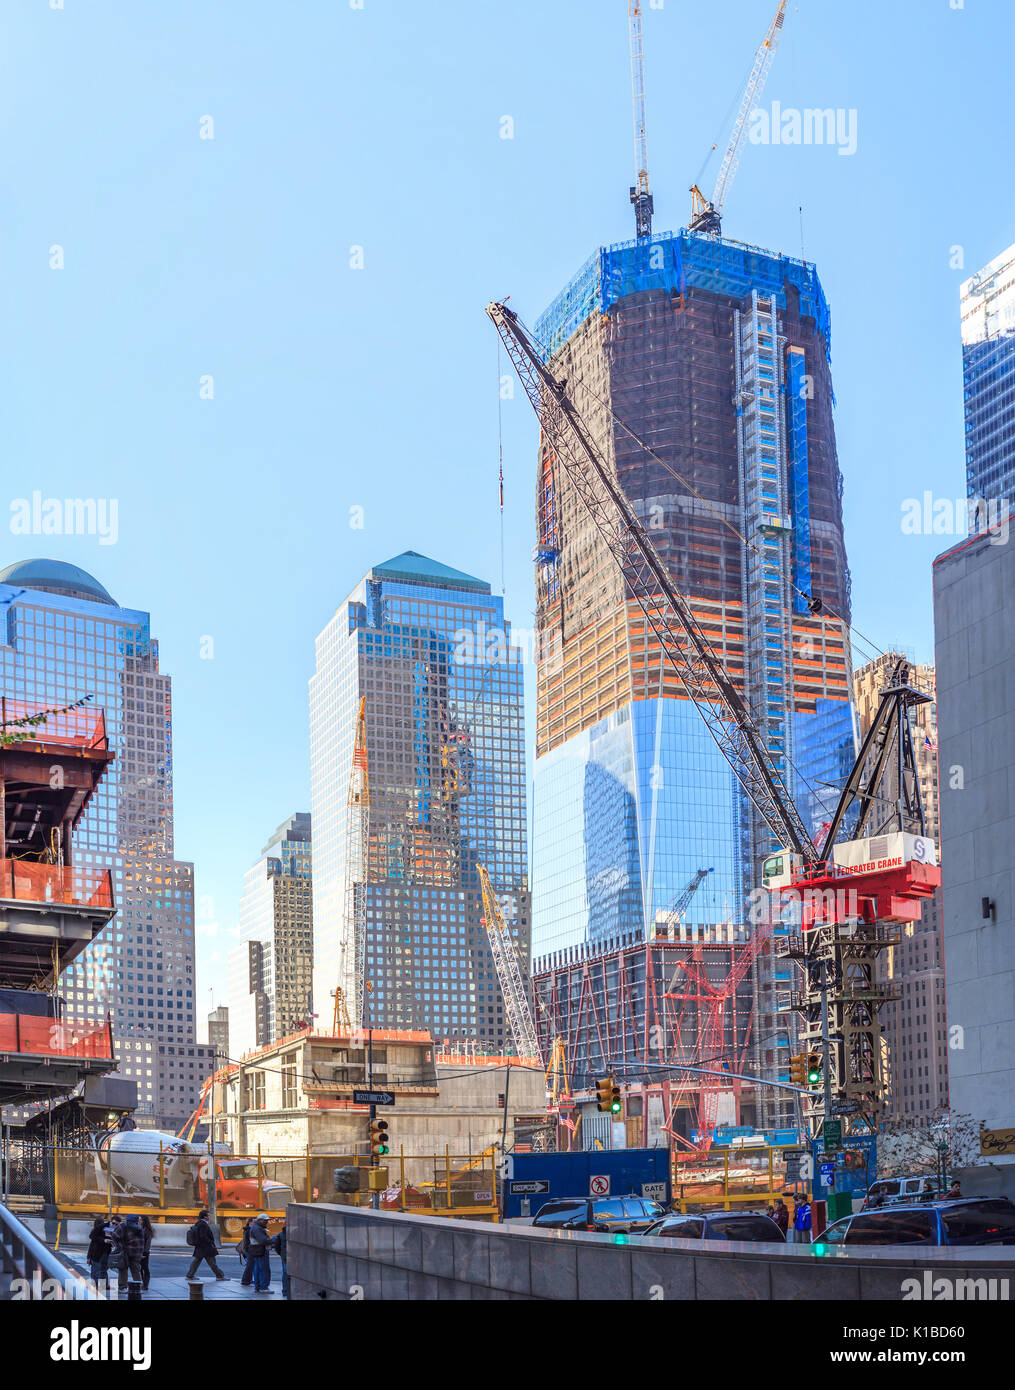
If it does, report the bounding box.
[643,1211,786,1243]
[819,1198,1015,1247]
[864,1175,943,1208]
[531,1197,667,1234]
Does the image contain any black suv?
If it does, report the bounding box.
[819,1198,1015,1247]
[531,1197,667,1234]
[643,1211,786,1243]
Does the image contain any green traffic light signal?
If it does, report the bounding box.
[807,1063,821,1085]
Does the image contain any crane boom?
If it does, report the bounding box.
[660,866,713,930]
[628,1,653,239]
[342,695,370,1027]
[485,300,814,863]
[478,863,541,1060]
[689,0,787,236]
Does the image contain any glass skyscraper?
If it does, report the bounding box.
[309,552,528,1051]
[0,558,214,1127]
[228,812,313,1056]
[529,231,855,1120]
[960,241,1015,505]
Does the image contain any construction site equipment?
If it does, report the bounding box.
[627,1,653,239]
[689,1,788,237]
[486,302,939,1133]
[331,986,352,1034]
[478,862,540,1061]
[658,867,713,933]
[343,695,371,1028]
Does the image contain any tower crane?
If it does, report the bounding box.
[628,1,653,239]
[659,866,714,932]
[485,299,940,1129]
[689,0,787,237]
[478,863,541,1061]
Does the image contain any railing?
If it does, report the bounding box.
[0,860,114,910]
[0,1014,115,1061]
[0,697,107,750]
[0,1201,104,1299]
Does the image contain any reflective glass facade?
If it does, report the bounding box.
[310,552,528,1050]
[0,563,213,1126]
[961,241,1015,503]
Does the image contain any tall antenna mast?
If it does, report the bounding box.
[628,1,653,238]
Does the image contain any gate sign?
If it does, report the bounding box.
[641,1182,667,1202]
[590,1174,610,1197]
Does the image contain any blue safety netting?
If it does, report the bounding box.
[535,229,832,364]
[784,348,813,615]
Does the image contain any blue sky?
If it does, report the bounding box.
[1,0,1010,1017]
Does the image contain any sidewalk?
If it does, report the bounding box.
[106,1277,282,1302]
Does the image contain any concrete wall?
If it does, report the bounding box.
[287,1203,1015,1301]
[934,530,1015,1198]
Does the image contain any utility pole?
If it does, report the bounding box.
[206,1134,218,1234]
[500,1061,511,1157]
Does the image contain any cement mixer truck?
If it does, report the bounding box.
[91,1130,293,1237]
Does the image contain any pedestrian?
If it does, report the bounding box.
[109,1213,145,1294]
[792,1198,812,1244]
[773,1199,790,1235]
[272,1220,288,1299]
[138,1215,154,1290]
[246,1213,273,1293]
[945,1180,962,1200]
[238,1217,254,1284]
[185,1209,229,1281]
[86,1217,111,1289]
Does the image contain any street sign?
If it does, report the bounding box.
[641,1182,667,1201]
[508,1180,549,1195]
[784,1158,802,1184]
[820,1161,836,1182]
[822,1120,843,1151]
[353,1090,395,1107]
[589,1174,611,1196]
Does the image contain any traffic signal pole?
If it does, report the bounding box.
[819,960,834,1129]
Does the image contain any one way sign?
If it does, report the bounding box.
[353,1090,395,1107]
[508,1180,549,1195]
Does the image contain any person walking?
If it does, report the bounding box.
[139,1215,154,1291]
[774,1199,790,1236]
[273,1220,288,1299]
[86,1217,112,1289]
[247,1213,273,1293]
[792,1198,812,1244]
[185,1209,229,1281]
[110,1214,145,1294]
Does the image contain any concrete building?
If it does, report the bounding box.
[933,524,1015,1199]
[0,559,214,1128]
[309,552,528,1052]
[960,241,1015,505]
[853,653,948,1123]
[206,1005,229,1067]
[228,813,313,1055]
[529,232,855,1123]
[209,1028,545,1159]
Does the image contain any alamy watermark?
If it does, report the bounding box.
[901,492,1009,544]
[748,102,858,157]
[9,490,118,545]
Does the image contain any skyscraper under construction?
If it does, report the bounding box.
[529,230,856,1125]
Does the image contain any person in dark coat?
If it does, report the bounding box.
[272,1220,288,1298]
[110,1214,145,1292]
[185,1210,228,1281]
[139,1215,154,1290]
[244,1213,272,1293]
[86,1217,112,1288]
[774,1199,790,1235]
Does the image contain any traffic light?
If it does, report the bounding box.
[788,1053,807,1087]
[596,1076,622,1114]
[806,1052,822,1086]
[369,1117,389,1162]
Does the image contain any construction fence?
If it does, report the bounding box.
[672,1145,806,1213]
[36,1146,501,1234]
